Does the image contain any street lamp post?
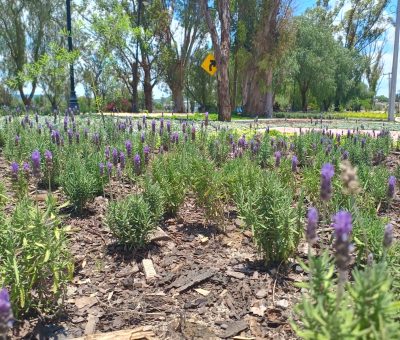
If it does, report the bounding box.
[66,0,79,111]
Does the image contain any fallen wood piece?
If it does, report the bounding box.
[149,227,170,242]
[142,259,157,281]
[233,337,256,340]
[220,320,248,339]
[176,270,215,293]
[167,269,216,293]
[194,288,210,296]
[73,326,156,340]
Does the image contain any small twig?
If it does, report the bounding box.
[272,261,283,306]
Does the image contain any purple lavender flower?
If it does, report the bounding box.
[93,133,100,146]
[35,113,39,123]
[274,151,281,167]
[68,129,73,144]
[31,150,41,177]
[11,162,19,180]
[120,152,126,169]
[75,132,80,144]
[160,118,164,129]
[44,150,53,169]
[388,176,396,199]
[191,126,196,141]
[320,163,334,201]
[112,148,119,166]
[64,116,68,131]
[37,124,42,135]
[182,122,186,134]
[99,162,105,176]
[238,136,246,148]
[14,135,20,146]
[167,120,171,133]
[332,211,353,272]
[332,211,352,242]
[105,146,110,160]
[306,207,318,245]
[0,287,13,332]
[383,224,393,248]
[134,154,141,175]
[151,120,156,133]
[23,162,30,178]
[144,146,150,165]
[84,128,89,138]
[291,155,298,172]
[361,138,366,148]
[107,162,112,177]
[342,150,349,160]
[125,140,132,156]
[142,115,146,125]
[141,132,145,143]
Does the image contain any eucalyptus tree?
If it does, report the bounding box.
[201,0,231,121]
[239,0,294,117]
[152,0,206,113]
[0,0,63,106]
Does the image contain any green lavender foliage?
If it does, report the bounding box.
[236,172,304,264]
[293,252,400,339]
[142,176,165,223]
[0,181,7,208]
[151,151,188,216]
[59,154,104,212]
[105,194,157,247]
[358,165,390,208]
[0,198,73,317]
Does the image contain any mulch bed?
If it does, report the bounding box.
[2,150,399,339]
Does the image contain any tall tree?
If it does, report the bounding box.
[154,0,205,113]
[241,0,293,117]
[0,0,62,106]
[201,0,231,121]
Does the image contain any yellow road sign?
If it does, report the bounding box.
[201,53,217,76]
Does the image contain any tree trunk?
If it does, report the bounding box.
[243,70,265,116]
[131,62,139,113]
[202,0,231,121]
[300,85,308,112]
[264,69,274,118]
[171,84,185,113]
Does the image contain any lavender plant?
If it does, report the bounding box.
[105,194,157,247]
[0,198,73,317]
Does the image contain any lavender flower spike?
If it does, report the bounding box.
[274,151,281,167]
[291,155,298,172]
[383,224,393,249]
[31,150,41,177]
[332,211,353,272]
[306,207,318,245]
[0,287,13,335]
[11,162,19,180]
[388,176,396,199]
[134,154,141,175]
[320,163,334,201]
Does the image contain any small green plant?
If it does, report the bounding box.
[105,194,157,247]
[151,152,188,216]
[0,198,73,317]
[236,172,303,264]
[142,176,165,223]
[59,155,103,212]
